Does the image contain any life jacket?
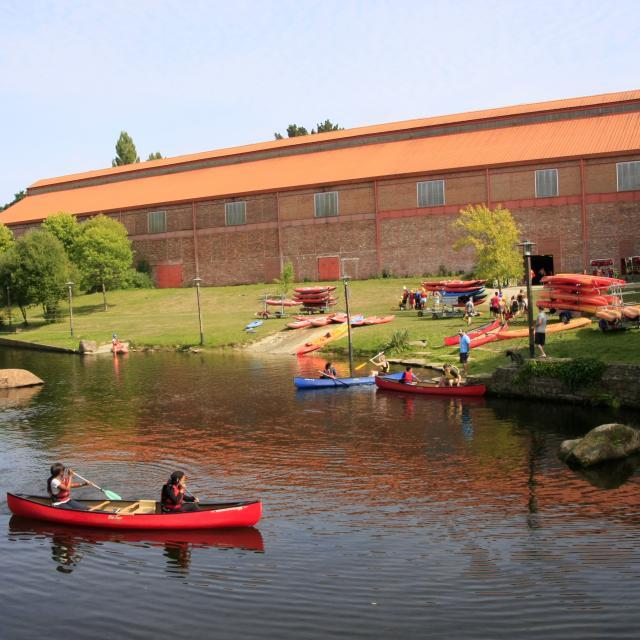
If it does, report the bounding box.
[161,483,184,511]
[402,371,413,383]
[446,366,460,379]
[48,477,70,504]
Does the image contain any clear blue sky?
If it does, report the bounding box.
[1,0,639,205]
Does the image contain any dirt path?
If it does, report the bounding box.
[246,325,337,355]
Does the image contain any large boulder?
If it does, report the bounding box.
[559,423,640,467]
[79,340,97,353]
[0,369,44,388]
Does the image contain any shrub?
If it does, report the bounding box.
[515,357,606,391]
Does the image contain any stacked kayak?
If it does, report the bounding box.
[423,279,487,307]
[497,317,591,339]
[293,286,338,309]
[265,298,301,307]
[294,372,404,389]
[537,274,625,315]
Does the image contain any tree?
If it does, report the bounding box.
[0,222,15,253]
[452,204,523,284]
[147,152,163,161]
[274,120,343,139]
[1,189,26,212]
[315,119,342,133]
[75,215,133,310]
[273,261,295,296]
[0,230,71,323]
[42,212,81,260]
[112,131,140,166]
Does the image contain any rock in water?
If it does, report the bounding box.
[79,340,97,354]
[559,423,640,467]
[0,369,44,388]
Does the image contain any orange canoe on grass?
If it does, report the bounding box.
[497,317,591,339]
[295,323,349,355]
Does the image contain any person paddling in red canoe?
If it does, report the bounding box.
[47,463,89,509]
[161,471,200,513]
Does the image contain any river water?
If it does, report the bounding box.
[0,347,639,639]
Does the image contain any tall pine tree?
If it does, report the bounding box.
[112,131,140,166]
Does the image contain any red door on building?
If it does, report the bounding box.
[317,256,340,281]
[155,263,183,288]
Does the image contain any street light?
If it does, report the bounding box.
[6,284,11,327]
[65,281,74,337]
[193,277,204,346]
[517,241,536,358]
[342,276,354,376]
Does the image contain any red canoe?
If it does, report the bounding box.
[287,320,312,329]
[294,286,337,294]
[374,375,486,397]
[6,493,262,530]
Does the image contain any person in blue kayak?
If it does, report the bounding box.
[47,463,89,509]
[161,471,199,513]
[401,365,420,384]
[321,362,338,378]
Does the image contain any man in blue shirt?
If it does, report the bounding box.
[458,329,471,377]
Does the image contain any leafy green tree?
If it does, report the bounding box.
[0,230,70,323]
[147,152,163,161]
[452,204,523,284]
[75,215,133,310]
[0,222,15,253]
[42,212,81,259]
[315,119,342,133]
[1,189,26,212]
[273,261,295,296]
[112,131,140,166]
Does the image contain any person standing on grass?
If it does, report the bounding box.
[535,309,548,358]
[458,329,471,377]
[464,298,475,325]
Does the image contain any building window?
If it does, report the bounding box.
[148,210,166,234]
[417,180,445,207]
[617,161,640,191]
[535,169,559,198]
[225,201,246,225]
[314,191,339,218]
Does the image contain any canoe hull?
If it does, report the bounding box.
[294,372,404,389]
[497,317,591,339]
[374,376,486,397]
[7,493,262,530]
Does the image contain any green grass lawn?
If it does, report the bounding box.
[1,277,639,373]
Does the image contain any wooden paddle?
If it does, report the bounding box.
[355,351,384,371]
[318,370,349,386]
[72,471,122,501]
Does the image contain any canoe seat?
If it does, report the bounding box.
[117,502,140,514]
[89,500,111,512]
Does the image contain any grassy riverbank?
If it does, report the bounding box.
[1,278,638,373]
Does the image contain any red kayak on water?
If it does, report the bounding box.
[374,375,486,397]
[7,493,262,530]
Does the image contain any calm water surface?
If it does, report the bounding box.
[0,348,639,639]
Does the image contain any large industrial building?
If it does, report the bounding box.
[3,90,640,287]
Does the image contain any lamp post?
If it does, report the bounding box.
[342,276,354,376]
[193,277,204,346]
[6,284,11,327]
[65,281,74,337]
[517,241,536,358]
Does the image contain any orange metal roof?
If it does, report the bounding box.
[4,94,640,225]
[29,89,640,190]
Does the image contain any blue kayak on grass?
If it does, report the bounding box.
[245,320,263,331]
[294,372,404,389]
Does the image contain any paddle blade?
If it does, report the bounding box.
[354,362,367,370]
[104,489,122,500]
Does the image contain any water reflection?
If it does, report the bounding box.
[8,517,264,575]
[0,385,42,409]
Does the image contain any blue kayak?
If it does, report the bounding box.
[245,320,263,331]
[294,372,404,389]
